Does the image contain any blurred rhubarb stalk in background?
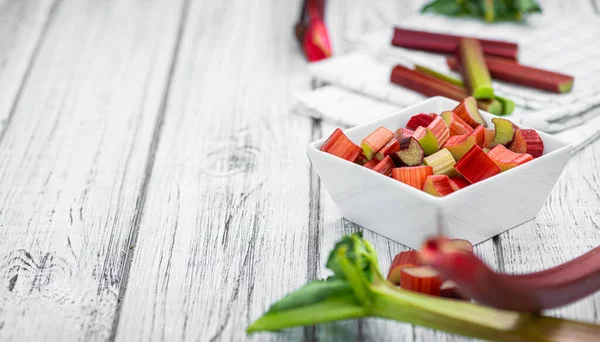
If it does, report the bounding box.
[295,0,332,62]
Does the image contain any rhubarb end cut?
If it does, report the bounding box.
[472,86,494,100]
[559,80,574,93]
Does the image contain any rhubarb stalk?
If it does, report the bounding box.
[458,38,494,99]
[247,233,600,341]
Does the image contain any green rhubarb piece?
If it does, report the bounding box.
[495,96,515,115]
[415,127,439,156]
[415,65,463,87]
[477,99,503,116]
[247,233,600,341]
[459,38,494,100]
[423,148,457,176]
[490,118,517,148]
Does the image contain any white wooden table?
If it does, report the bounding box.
[0,0,599,341]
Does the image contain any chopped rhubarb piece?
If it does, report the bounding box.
[496,96,515,116]
[423,175,457,197]
[441,111,473,136]
[452,97,486,128]
[509,129,544,157]
[413,126,439,156]
[440,280,468,300]
[444,239,474,253]
[392,165,433,190]
[406,113,436,131]
[454,145,501,184]
[443,134,477,161]
[361,126,394,160]
[375,138,401,161]
[449,176,471,189]
[400,266,443,296]
[423,148,457,176]
[458,38,494,99]
[395,137,424,166]
[391,27,518,60]
[354,152,369,165]
[397,127,414,139]
[363,159,379,170]
[391,65,468,102]
[372,155,394,176]
[447,55,574,93]
[476,98,503,116]
[483,128,495,148]
[470,125,485,147]
[489,118,518,148]
[427,116,450,146]
[488,145,533,171]
[420,237,600,312]
[387,251,421,285]
[320,128,363,162]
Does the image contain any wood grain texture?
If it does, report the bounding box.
[0,0,185,340]
[0,0,57,135]
[115,1,314,341]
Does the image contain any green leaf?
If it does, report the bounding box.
[268,279,354,313]
[420,0,463,15]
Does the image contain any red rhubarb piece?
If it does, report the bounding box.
[394,137,425,166]
[441,111,473,136]
[361,126,394,160]
[320,128,363,162]
[470,125,485,147]
[401,266,444,296]
[449,176,471,189]
[423,175,457,197]
[427,116,450,147]
[483,128,495,149]
[363,159,379,170]
[487,145,533,171]
[452,97,487,128]
[372,155,394,176]
[406,113,436,131]
[392,165,433,190]
[454,145,501,184]
[443,134,477,161]
[387,251,421,285]
[509,129,544,158]
[375,138,401,161]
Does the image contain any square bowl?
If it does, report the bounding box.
[306,96,573,249]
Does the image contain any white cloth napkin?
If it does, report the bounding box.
[295,13,600,150]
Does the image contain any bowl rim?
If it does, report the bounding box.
[307,96,573,202]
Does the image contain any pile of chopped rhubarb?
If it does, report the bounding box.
[320,97,542,197]
[389,29,574,116]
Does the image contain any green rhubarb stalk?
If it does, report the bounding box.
[414,64,513,115]
[247,233,600,341]
[458,38,494,100]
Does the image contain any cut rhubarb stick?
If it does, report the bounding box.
[427,116,450,147]
[400,266,443,296]
[391,27,518,60]
[391,65,468,102]
[452,97,486,128]
[509,129,544,157]
[423,148,457,176]
[392,165,433,190]
[423,175,458,197]
[395,137,425,166]
[443,134,477,161]
[361,126,394,160]
[440,280,468,300]
[354,152,369,166]
[372,155,394,176]
[413,126,439,156]
[406,113,436,131]
[375,138,401,161]
[395,127,414,139]
[444,239,474,253]
[488,145,533,171]
[489,118,518,148]
[387,251,421,285]
[320,128,363,162]
[420,237,600,312]
[470,125,485,147]
[447,55,574,93]
[441,111,473,136]
[458,38,494,100]
[449,176,470,189]
[363,159,379,170]
[483,128,495,148]
[454,145,501,183]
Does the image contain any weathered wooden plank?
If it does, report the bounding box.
[114,1,315,341]
[0,0,56,134]
[0,0,185,340]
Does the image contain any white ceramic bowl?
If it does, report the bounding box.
[307,96,573,249]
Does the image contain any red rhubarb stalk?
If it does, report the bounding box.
[391,27,518,60]
[447,55,574,94]
[420,237,600,312]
